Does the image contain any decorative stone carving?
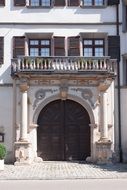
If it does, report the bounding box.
[15,141,32,165]
[60,79,68,100]
[98,79,112,92]
[71,88,95,107]
[19,83,29,93]
[29,124,38,132]
[96,140,112,164]
[33,88,58,109]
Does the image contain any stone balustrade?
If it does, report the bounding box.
[11,56,117,76]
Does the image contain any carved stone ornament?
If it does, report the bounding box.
[98,79,112,92]
[59,79,68,100]
[71,88,95,107]
[33,88,58,109]
[19,83,29,93]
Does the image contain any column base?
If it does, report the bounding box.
[96,140,112,164]
[14,141,33,165]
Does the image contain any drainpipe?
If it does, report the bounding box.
[116,3,122,162]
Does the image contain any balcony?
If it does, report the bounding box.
[11,56,117,78]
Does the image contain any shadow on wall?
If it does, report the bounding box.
[0,65,13,84]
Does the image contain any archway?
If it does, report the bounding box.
[37,99,90,161]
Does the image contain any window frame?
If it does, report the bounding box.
[0,37,4,65]
[0,0,5,6]
[83,38,105,57]
[28,0,52,7]
[29,39,51,57]
[81,0,106,8]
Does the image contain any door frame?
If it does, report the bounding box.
[33,94,96,161]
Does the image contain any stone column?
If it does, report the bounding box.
[96,81,112,164]
[15,82,33,165]
[19,83,29,141]
[100,90,108,140]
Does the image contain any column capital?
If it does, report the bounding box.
[98,79,112,92]
[19,83,29,93]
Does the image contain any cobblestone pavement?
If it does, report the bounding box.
[1,162,127,180]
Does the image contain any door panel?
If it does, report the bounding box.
[37,99,90,161]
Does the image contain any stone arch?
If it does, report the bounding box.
[33,94,95,126]
[33,93,96,161]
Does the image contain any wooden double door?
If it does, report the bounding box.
[37,100,90,161]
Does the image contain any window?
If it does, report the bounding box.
[0,37,4,65]
[29,0,51,6]
[68,0,80,6]
[14,0,26,6]
[0,0,5,6]
[123,60,127,85]
[82,0,104,6]
[83,39,104,57]
[0,37,3,65]
[29,39,51,56]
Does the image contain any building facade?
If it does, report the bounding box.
[0,0,125,164]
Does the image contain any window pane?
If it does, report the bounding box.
[84,40,92,45]
[41,0,50,6]
[30,0,39,6]
[95,0,104,6]
[41,48,50,56]
[30,40,39,45]
[41,40,50,45]
[84,48,92,57]
[95,48,104,56]
[30,48,39,56]
[95,40,103,45]
[83,0,92,6]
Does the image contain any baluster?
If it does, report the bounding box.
[18,58,21,70]
[96,60,98,69]
[70,59,75,71]
[43,59,46,69]
[22,58,25,70]
[61,59,64,70]
[88,60,91,70]
[48,59,51,69]
[65,59,67,70]
[77,60,80,70]
[100,59,103,70]
[109,59,112,72]
[93,60,96,70]
[24,58,27,70]
[59,58,62,70]
[52,58,56,70]
[103,59,107,70]
[33,58,35,70]
[84,60,87,70]
[68,59,71,70]
[81,59,84,70]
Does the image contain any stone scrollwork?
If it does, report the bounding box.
[71,88,95,108]
[33,88,58,109]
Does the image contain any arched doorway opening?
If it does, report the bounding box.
[37,99,90,161]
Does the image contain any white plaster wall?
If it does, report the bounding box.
[0,0,122,23]
[0,87,13,162]
[121,89,127,162]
